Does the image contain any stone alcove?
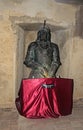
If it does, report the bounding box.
[14,21,72,97]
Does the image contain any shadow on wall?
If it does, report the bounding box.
[19,22,66,32]
[74,6,83,39]
[55,0,83,5]
[54,1,83,39]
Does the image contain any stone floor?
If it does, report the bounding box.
[0,99,83,130]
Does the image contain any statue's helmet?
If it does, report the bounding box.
[37,21,51,42]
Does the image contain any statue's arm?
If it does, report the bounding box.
[24,42,42,69]
[24,42,48,77]
[24,42,38,69]
[49,44,61,77]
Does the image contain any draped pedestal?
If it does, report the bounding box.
[15,78,73,118]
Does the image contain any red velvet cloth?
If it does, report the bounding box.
[15,78,73,118]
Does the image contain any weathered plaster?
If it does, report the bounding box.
[0,0,83,108]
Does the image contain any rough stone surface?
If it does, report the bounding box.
[0,100,83,130]
[0,0,83,107]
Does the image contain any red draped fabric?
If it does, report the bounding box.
[15,78,73,119]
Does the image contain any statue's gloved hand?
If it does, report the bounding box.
[37,66,49,78]
[43,69,49,78]
[48,62,59,77]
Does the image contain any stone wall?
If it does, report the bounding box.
[0,0,83,108]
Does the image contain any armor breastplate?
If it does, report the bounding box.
[35,44,53,69]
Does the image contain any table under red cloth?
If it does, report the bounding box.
[15,78,73,119]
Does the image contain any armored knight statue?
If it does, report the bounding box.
[24,21,61,78]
